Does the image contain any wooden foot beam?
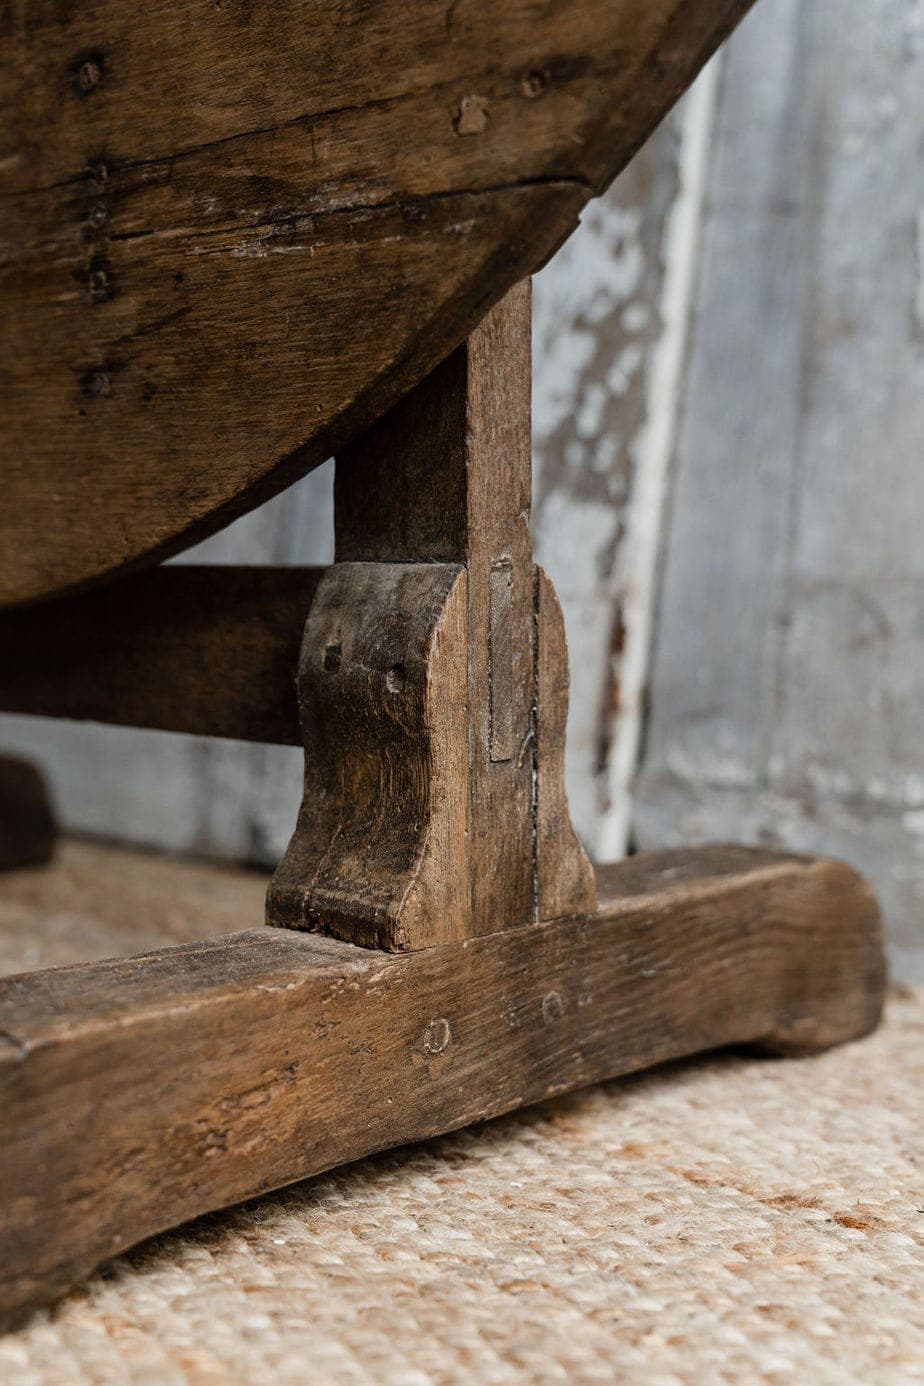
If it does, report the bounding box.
[268,281,594,950]
[0,847,884,1331]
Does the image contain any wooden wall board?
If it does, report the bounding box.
[635,0,924,975]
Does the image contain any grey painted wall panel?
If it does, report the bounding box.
[636,0,924,974]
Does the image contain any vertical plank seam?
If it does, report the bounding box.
[596,58,723,860]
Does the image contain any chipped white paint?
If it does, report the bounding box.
[636,0,924,977]
[597,57,721,858]
[533,114,686,845]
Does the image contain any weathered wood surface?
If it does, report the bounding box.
[267,561,472,949]
[634,0,924,979]
[335,284,540,939]
[534,567,596,921]
[0,847,885,1331]
[269,286,593,948]
[0,757,56,872]
[0,567,322,743]
[0,0,754,608]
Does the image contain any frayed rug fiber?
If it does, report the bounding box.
[0,844,921,1385]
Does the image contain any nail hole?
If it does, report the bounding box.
[74,55,106,94]
[88,260,113,301]
[541,992,564,1025]
[323,644,341,672]
[521,69,547,99]
[87,158,110,187]
[386,663,406,694]
[79,368,111,399]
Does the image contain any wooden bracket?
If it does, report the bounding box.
[267,282,594,949]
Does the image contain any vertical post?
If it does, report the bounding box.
[268,283,593,949]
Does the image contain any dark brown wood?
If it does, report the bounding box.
[0,757,56,872]
[338,282,542,936]
[0,567,322,744]
[267,562,471,949]
[0,0,755,608]
[534,568,594,921]
[0,847,885,1332]
[271,286,593,948]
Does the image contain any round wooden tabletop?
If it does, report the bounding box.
[0,0,751,608]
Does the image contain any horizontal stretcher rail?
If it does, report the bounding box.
[0,566,323,744]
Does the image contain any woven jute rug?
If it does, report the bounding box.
[1,843,922,1385]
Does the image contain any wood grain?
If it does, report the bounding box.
[0,0,755,608]
[273,286,592,947]
[534,568,595,920]
[266,562,472,950]
[0,846,884,1331]
[0,566,322,743]
[338,284,539,936]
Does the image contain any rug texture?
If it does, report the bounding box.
[1,844,921,1385]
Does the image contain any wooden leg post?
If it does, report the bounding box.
[0,284,886,1330]
[268,281,594,949]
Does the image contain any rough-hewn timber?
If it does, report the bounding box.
[0,847,884,1331]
